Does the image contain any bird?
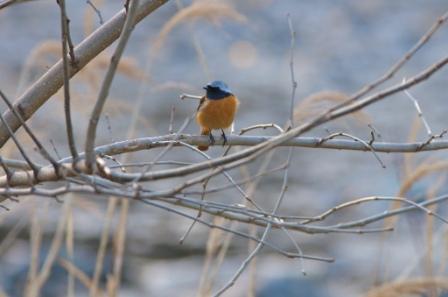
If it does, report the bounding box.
[196,80,239,151]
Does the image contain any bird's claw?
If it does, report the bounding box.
[221,129,227,146]
[209,133,215,145]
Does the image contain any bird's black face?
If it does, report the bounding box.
[204,86,231,100]
[204,80,233,100]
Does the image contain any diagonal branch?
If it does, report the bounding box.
[0,0,169,148]
[331,10,448,112]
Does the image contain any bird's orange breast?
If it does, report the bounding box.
[196,95,239,130]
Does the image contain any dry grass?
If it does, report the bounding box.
[365,278,448,297]
[398,160,448,197]
[59,258,106,297]
[197,214,233,296]
[6,2,448,297]
[83,0,104,36]
[17,40,146,96]
[294,91,371,125]
[150,1,247,59]
[1,1,247,297]
[426,174,446,273]
[385,117,448,227]
[25,198,72,297]
[3,4,153,295]
[90,198,117,297]
[152,81,197,93]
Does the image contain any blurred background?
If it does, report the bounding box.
[1,0,448,296]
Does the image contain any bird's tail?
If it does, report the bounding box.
[198,127,210,151]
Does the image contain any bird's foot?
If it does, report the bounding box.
[209,133,215,145]
[221,129,227,146]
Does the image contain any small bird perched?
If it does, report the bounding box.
[196,81,239,151]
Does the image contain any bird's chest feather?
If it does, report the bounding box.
[197,95,239,129]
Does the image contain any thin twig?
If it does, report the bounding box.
[330,10,448,112]
[214,14,300,296]
[0,156,14,182]
[180,93,203,100]
[49,139,62,160]
[402,77,432,137]
[183,164,286,196]
[85,0,140,171]
[108,160,193,168]
[0,90,64,178]
[168,105,175,134]
[417,130,448,151]
[239,123,284,135]
[318,132,386,168]
[177,141,263,210]
[86,0,104,25]
[131,113,196,182]
[57,0,78,161]
[326,196,448,229]
[139,199,333,262]
[0,0,34,10]
[0,183,395,235]
[0,106,40,178]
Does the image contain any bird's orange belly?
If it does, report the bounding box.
[197,96,238,130]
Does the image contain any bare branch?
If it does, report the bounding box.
[332,10,448,111]
[168,105,175,134]
[0,184,394,235]
[0,90,60,173]
[8,130,448,188]
[57,0,78,160]
[86,0,104,25]
[318,132,386,168]
[0,104,40,177]
[139,199,333,262]
[403,78,433,137]
[180,93,203,100]
[0,0,35,10]
[85,0,140,170]
[215,14,299,295]
[0,0,169,148]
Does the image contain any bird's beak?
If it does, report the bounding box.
[203,86,208,90]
